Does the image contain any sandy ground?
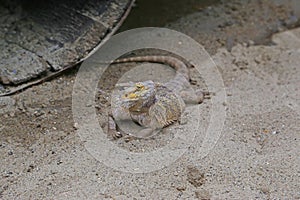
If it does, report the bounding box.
[1,2,300,200]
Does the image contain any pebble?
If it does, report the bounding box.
[176,185,186,191]
[195,189,211,200]
[73,123,79,130]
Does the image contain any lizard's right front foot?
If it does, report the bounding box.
[109,129,123,139]
[108,116,123,139]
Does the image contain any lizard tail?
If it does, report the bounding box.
[112,55,190,80]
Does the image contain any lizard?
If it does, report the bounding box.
[107,55,209,139]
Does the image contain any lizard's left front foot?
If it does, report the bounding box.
[195,90,210,103]
[181,89,210,104]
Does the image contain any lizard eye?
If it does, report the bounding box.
[135,83,145,90]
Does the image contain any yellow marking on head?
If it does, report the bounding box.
[128,93,137,99]
[122,92,137,99]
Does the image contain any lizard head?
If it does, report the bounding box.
[120,80,156,110]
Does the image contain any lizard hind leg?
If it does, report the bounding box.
[180,89,210,104]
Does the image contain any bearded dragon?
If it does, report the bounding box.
[107,55,209,139]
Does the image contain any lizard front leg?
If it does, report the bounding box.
[108,115,123,139]
[108,115,138,142]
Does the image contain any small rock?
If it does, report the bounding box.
[0,76,10,85]
[259,186,270,194]
[195,189,211,200]
[176,185,186,192]
[73,123,79,130]
[248,40,255,45]
[187,165,206,187]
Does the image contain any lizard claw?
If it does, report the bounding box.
[108,115,123,140]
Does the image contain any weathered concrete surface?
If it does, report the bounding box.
[0,0,134,86]
[168,0,300,54]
